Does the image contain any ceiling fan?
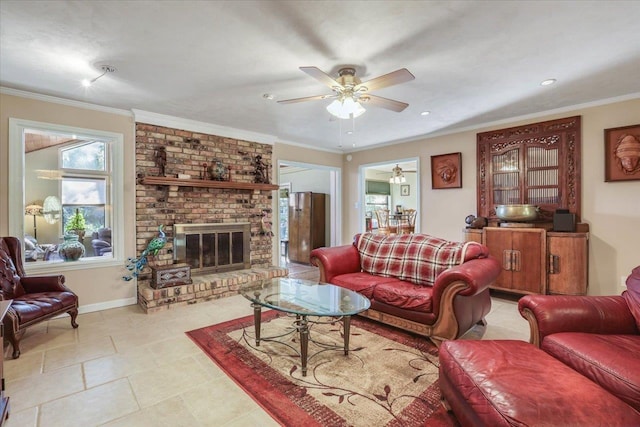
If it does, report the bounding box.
[278,66,415,119]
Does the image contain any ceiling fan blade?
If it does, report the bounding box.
[360,94,409,112]
[300,66,343,89]
[277,94,337,104]
[355,68,415,92]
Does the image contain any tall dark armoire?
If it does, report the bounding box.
[288,192,326,264]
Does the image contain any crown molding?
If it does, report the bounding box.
[132,109,276,145]
[348,92,640,153]
[275,137,344,154]
[0,86,132,116]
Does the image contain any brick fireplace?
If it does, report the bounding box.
[135,123,287,313]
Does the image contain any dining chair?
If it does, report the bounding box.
[374,209,398,235]
[400,209,417,234]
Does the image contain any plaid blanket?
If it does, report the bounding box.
[357,232,479,287]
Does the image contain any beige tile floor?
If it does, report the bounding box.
[3,264,530,427]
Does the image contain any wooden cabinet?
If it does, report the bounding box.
[0,300,11,426]
[462,229,483,244]
[476,116,582,223]
[547,232,588,295]
[484,227,546,294]
[463,228,589,296]
[288,192,326,264]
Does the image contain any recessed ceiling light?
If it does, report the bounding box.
[262,93,274,100]
[540,79,556,86]
[346,131,353,135]
[420,111,430,116]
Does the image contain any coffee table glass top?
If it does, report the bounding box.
[241,277,370,316]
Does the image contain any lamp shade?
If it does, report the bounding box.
[43,196,62,224]
[25,204,43,216]
[326,97,366,119]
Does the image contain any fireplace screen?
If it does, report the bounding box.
[174,223,251,274]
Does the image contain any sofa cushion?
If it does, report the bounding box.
[12,291,78,324]
[542,333,640,411]
[372,280,433,313]
[357,233,484,287]
[330,272,398,299]
[0,240,26,298]
[439,340,640,427]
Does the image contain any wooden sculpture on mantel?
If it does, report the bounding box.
[253,155,269,184]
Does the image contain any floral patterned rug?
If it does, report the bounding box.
[187,311,458,427]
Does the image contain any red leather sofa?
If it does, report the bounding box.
[438,266,640,426]
[309,232,501,344]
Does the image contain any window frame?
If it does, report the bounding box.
[8,118,125,273]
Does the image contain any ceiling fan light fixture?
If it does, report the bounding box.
[389,164,406,184]
[326,97,366,119]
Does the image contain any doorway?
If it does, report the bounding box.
[359,158,420,233]
[277,160,341,262]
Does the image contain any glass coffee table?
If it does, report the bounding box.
[241,277,371,376]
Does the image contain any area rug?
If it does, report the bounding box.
[186,311,458,427]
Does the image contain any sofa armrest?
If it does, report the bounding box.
[431,256,501,307]
[20,275,69,294]
[518,295,639,347]
[310,245,361,283]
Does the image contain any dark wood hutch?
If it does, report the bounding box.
[466,116,588,296]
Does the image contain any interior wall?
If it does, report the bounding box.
[341,97,640,296]
[0,92,136,311]
[272,143,342,257]
[280,167,332,246]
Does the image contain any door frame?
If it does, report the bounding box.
[359,157,420,234]
[276,160,341,259]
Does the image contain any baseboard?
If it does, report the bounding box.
[78,297,138,314]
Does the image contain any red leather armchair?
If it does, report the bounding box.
[0,236,79,359]
[518,266,640,412]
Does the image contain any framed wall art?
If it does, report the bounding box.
[605,124,640,182]
[431,152,462,189]
[400,184,410,196]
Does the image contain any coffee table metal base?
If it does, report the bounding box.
[251,303,352,376]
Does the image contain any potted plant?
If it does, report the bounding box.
[64,208,86,240]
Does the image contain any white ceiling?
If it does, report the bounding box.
[2,1,639,153]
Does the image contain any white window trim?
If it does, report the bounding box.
[8,118,125,273]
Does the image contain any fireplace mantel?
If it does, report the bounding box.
[141,176,279,191]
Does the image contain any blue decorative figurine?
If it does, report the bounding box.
[123,225,167,280]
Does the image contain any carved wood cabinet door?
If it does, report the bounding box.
[476,116,581,222]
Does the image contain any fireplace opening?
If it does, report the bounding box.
[173,223,251,274]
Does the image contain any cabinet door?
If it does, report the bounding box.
[511,229,546,294]
[484,228,514,290]
[476,116,581,221]
[547,233,588,295]
[484,228,546,294]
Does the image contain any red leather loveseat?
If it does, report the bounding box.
[309,232,501,344]
[438,266,640,426]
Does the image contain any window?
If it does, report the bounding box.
[8,118,124,271]
[60,142,109,235]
